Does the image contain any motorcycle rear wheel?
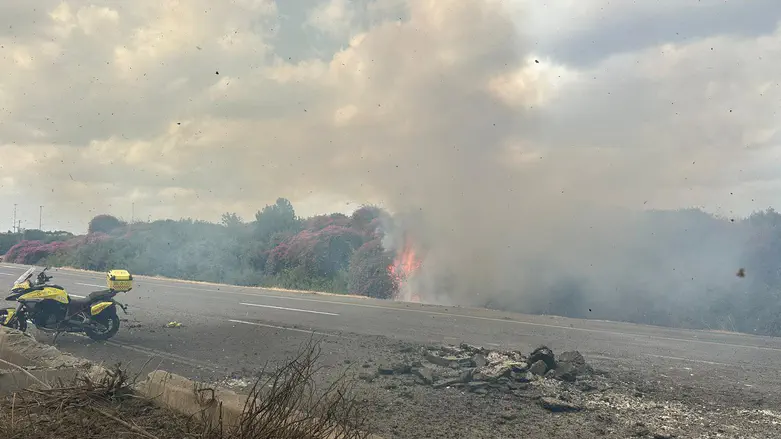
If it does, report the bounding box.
[84,312,120,341]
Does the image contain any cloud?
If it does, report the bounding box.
[305,0,356,37]
[0,0,779,309]
[520,0,781,65]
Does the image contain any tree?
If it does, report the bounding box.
[88,214,126,234]
[351,205,383,230]
[221,212,243,228]
[22,229,47,242]
[254,198,301,243]
[0,233,20,255]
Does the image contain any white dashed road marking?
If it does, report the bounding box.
[240,302,340,316]
[228,319,336,336]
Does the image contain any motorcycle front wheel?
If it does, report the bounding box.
[0,310,27,332]
[84,312,120,341]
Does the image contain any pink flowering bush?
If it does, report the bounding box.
[5,240,70,265]
[266,225,365,278]
[3,233,110,265]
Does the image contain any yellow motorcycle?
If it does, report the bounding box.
[0,266,132,341]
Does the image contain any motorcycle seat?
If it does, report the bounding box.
[24,284,66,292]
[67,296,93,313]
[88,289,114,300]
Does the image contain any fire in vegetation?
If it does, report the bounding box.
[388,236,423,303]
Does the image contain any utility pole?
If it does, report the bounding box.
[12,204,17,233]
[39,205,43,230]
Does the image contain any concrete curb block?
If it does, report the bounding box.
[134,370,385,439]
[135,370,249,429]
[0,327,89,368]
[0,327,108,396]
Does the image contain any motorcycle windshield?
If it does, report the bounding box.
[13,267,36,286]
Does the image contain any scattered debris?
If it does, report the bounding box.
[473,353,488,368]
[424,351,461,368]
[359,372,377,383]
[368,342,594,409]
[539,396,583,412]
[530,360,548,376]
[529,346,557,371]
[554,351,592,382]
[413,366,435,385]
[377,364,395,375]
[166,321,183,328]
[218,377,253,389]
[393,362,413,374]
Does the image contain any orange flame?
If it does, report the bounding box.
[388,237,423,302]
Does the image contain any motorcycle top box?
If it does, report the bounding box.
[107,269,133,292]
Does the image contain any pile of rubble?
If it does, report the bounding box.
[366,343,592,399]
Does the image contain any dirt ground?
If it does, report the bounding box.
[217,339,781,439]
[5,336,780,439]
[352,363,781,439]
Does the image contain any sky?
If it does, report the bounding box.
[1,0,780,233]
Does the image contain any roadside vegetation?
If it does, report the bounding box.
[2,199,781,336]
[2,200,395,298]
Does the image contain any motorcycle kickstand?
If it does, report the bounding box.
[52,323,66,345]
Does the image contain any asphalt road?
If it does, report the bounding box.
[2,262,781,392]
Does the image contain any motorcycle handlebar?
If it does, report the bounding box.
[35,273,53,284]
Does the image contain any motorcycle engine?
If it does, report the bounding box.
[32,302,67,329]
